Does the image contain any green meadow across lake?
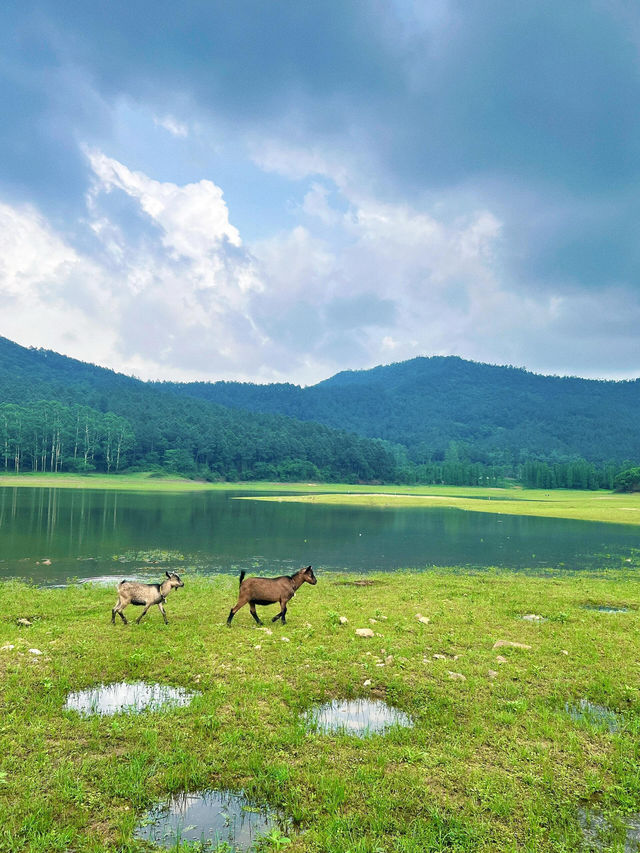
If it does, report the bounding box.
[0,476,639,851]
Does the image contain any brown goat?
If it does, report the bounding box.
[111,572,184,625]
[227,566,317,626]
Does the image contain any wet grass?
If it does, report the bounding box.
[0,569,639,851]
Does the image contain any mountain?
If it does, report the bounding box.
[157,356,640,465]
[0,337,403,482]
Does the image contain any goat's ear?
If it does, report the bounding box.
[166,571,171,578]
[306,566,313,572]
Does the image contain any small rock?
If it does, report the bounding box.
[363,679,372,687]
[433,653,447,660]
[1,644,15,651]
[369,618,378,624]
[493,640,531,650]
[41,559,51,566]
[28,648,43,655]
[488,670,498,678]
[356,628,375,638]
[496,655,508,663]
[254,645,262,650]
[453,654,462,661]
[561,649,569,655]
[385,655,394,665]
[522,614,545,621]
[416,614,430,625]
[258,628,273,635]
[339,616,348,625]
[448,671,466,680]
[304,622,313,629]
[17,618,32,627]
[281,637,290,643]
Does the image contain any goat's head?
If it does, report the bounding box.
[165,571,184,589]
[302,565,317,585]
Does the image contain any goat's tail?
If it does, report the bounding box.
[239,570,246,588]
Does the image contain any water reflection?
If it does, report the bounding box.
[64,682,196,716]
[578,807,640,851]
[565,699,620,733]
[0,486,639,584]
[136,789,280,851]
[304,698,413,737]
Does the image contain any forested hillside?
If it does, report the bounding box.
[159,356,640,467]
[1,337,638,487]
[0,337,404,482]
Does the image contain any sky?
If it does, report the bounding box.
[1,0,640,385]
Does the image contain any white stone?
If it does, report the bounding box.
[338,616,348,625]
[356,628,375,638]
[493,640,531,650]
[281,637,290,643]
[416,614,430,624]
[433,653,447,660]
[447,671,466,681]
[28,648,43,655]
[363,679,372,687]
[1,644,15,651]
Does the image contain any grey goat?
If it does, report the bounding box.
[111,572,184,625]
[227,565,317,626]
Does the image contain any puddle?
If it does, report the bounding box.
[304,698,413,737]
[64,682,197,716]
[565,699,620,733]
[136,789,282,851]
[578,807,640,851]
[584,605,630,614]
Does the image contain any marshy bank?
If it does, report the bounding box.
[0,570,639,851]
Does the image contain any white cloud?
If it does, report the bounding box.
[1,150,637,386]
[153,114,189,137]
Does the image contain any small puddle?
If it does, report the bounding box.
[64,682,196,716]
[136,790,282,851]
[565,699,620,733]
[583,605,630,614]
[578,807,640,851]
[304,699,413,737]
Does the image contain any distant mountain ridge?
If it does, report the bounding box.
[1,334,638,472]
[157,356,640,465]
[0,336,402,481]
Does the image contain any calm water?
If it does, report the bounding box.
[304,699,413,737]
[64,682,197,716]
[136,790,280,851]
[0,487,638,585]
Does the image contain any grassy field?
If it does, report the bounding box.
[242,488,640,527]
[1,570,639,852]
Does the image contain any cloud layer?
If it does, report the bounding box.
[1,1,639,382]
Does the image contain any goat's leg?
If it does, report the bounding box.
[272,598,287,623]
[158,602,169,625]
[112,601,128,624]
[136,603,152,624]
[227,595,248,626]
[249,602,263,625]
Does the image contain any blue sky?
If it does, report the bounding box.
[1,0,639,383]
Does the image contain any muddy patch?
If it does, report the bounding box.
[304,698,413,737]
[136,789,283,851]
[64,682,197,716]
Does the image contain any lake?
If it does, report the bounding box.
[0,486,637,585]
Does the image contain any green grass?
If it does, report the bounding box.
[1,570,639,851]
[243,487,640,526]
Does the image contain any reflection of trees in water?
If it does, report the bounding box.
[0,487,638,584]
